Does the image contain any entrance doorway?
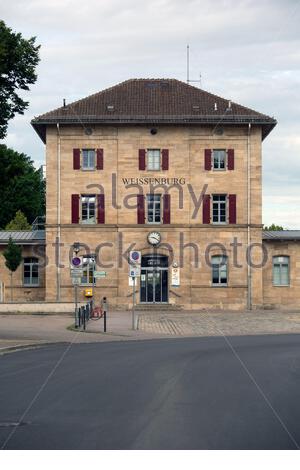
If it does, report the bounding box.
[140,254,168,303]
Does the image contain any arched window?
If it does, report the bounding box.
[273,256,289,286]
[23,257,39,286]
[212,255,228,285]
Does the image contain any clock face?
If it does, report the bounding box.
[147,231,161,246]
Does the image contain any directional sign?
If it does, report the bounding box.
[72,277,81,285]
[94,271,107,278]
[70,268,83,277]
[129,266,140,277]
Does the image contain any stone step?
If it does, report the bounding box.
[134,303,183,312]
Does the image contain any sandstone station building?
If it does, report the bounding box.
[1,79,299,310]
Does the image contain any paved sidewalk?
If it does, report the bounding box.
[138,309,300,337]
[0,311,168,353]
[1,309,300,353]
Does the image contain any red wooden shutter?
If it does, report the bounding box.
[163,194,171,224]
[204,149,212,170]
[97,194,105,224]
[139,149,146,170]
[202,194,210,224]
[227,149,234,170]
[71,194,80,223]
[162,149,169,170]
[96,149,104,170]
[229,194,237,224]
[137,195,145,224]
[73,149,80,170]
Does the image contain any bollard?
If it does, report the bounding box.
[83,305,86,330]
[101,297,108,333]
[78,306,81,328]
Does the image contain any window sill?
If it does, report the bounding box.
[23,285,40,288]
[81,168,96,172]
[211,284,228,287]
[272,284,290,287]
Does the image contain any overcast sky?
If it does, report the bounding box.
[1,0,300,228]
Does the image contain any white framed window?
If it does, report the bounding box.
[213,149,226,170]
[212,255,228,285]
[82,149,95,170]
[212,194,227,223]
[147,149,161,171]
[81,256,96,285]
[23,257,39,286]
[147,194,161,223]
[81,195,96,224]
[273,256,290,286]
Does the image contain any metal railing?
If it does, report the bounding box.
[31,216,46,231]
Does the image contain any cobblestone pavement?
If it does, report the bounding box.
[138,309,300,337]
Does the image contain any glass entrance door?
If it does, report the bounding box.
[140,255,169,304]
[140,268,168,303]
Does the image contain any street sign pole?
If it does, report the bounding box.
[132,276,136,330]
[75,283,78,328]
[92,255,95,310]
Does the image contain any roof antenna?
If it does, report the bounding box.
[187,44,190,83]
[186,44,202,87]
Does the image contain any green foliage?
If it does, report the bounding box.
[263,224,284,231]
[0,20,40,139]
[5,210,31,230]
[2,237,22,273]
[0,144,45,228]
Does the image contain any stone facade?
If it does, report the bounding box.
[3,79,298,311]
[43,123,265,309]
[0,244,45,302]
[262,240,300,310]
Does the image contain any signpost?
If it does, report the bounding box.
[129,266,140,278]
[129,251,141,265]
[128,262,140,330]
[70,268,83,277]
[71,256,82,267]
[94,271,107,279]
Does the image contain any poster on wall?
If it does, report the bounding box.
[171,267,180,286]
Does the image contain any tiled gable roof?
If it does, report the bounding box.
[32,78,276,142]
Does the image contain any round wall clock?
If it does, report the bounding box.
[147,231,161,246]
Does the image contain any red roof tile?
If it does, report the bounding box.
[32,78,276,142]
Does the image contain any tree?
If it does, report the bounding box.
[0,20,40,139]
[0,145,45,228]
[264,224,284,231]
[2,237,22,301]
[5,210,31,230]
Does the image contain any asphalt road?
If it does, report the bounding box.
[0,335,300,449]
